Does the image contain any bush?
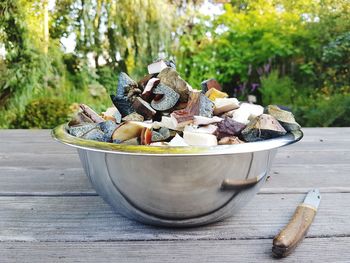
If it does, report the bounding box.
[295,94,350,127]
[321,32,350,91]
[259,71,296,107]
[11,98,73,128]
[96,66,119,95]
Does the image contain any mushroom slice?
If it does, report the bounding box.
[98,120,118,142]
[79,104,105,123]
[170,111,194,128]
[157,67,190,102]
[213,98,240,115]
[68,112,94,126]
[241,114,287,142]
[216,117,246,139]
[193,116,222,126]
[153,116,184,131]
[81,127,106,142]
[110,95,135,117]
[112,121,150,143]
[218,136,244,145]
[184,124,217,134]
[141,78,160,102]
[102,106,122,123]
[122,112,144,122]
[140,127,153,145]
[264,105,301,132]
[147,60,168,74]
[201,78,222,93]
[199,94,214,117]
[69,123,97,137]
[168,134,189,147]
[132,97,156,119]
[116,72,138,98]
[120,138,140,145]
[171,91,201,127]
[183,132,217,146]
[151,83,180,111]
[151,127,171,142]
[142,78,160,95]
[231,103,264,124]
[150,142,169,146]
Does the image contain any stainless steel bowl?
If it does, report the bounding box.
[52,124,303,227]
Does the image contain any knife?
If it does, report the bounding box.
[272,189,321,258]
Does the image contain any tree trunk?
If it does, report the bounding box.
[43,0,49,54]
[94,55,99,69]
[93,0,103,69]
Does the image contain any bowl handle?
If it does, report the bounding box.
[221,172,266,190]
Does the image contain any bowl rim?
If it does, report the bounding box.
[52,123,303,156]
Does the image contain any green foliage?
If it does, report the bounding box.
[0,0,53,129]
[259,71,296,107]
[321,32,350,92]
[295,94,350,127]
[0,0,47,109]
[96,66,119,95]
[51,0,177,78]
[11,98,72,129]
[322,32,350,68]
[1,0,349,128]
[176,0,350,126]
[176,0,310,89]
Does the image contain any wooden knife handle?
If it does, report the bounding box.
[272,204,317,258]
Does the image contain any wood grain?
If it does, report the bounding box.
[272,204,317,257]
[0,167,95,196]
[0,128,349,262]
[1,238,350,263]
[0,193,348,242]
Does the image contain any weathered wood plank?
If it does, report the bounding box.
[0,193,348,242]
[0,130,53,144]
[0,167,95,195]
[262,164,350,193]
[0,153,81,169]
[0,128,348,262]
[275,150,350,165]
[1,237,350,263]
[301,127,350,137]
[0,142,76,154]
[0,163,349,195]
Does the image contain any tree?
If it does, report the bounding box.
[51,0,180,78]
[0,0,47,109]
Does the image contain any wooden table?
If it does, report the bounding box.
[0,128,349,262]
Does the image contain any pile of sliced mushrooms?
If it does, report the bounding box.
[68,59,301,147]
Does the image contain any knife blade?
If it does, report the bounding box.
[272,189,321,258]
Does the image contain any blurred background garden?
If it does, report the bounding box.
[0,0,349,128]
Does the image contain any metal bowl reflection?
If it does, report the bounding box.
[52,124,302,227]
